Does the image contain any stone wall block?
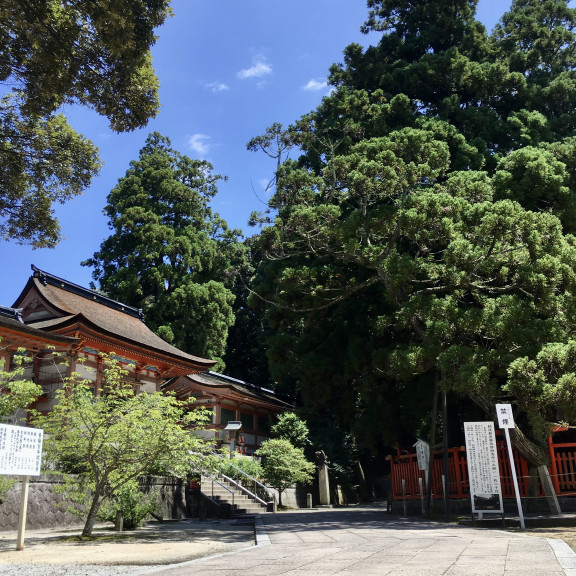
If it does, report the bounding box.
[0,474,182,532]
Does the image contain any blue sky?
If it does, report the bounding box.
[1,1,510,305]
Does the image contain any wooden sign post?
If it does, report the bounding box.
[496,404,525,530]
[0,424,44,550]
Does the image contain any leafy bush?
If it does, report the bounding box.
[216,455,263,482]
[256,439,315,506]
[0,477,14,504]
[97,480,158,530]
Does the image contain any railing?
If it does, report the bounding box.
[209,451,274,507]
[549,442,576,495]
[200,470,235,508]
[390,436,576,501]
[220,473,270,508]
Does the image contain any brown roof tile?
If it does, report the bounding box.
[164,371,292,409]
[14,269,215,371]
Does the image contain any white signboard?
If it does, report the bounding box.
[414,440,430,471]
[464,422,503,514]
[0,424,43,476]
[495,403,515,429]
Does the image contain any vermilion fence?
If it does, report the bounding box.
[390,435,576,500]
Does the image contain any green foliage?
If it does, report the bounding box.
[216,455,263,482]
[0,102,101,247]
[271,412,311,449]
[255,438,315,505]
[32,355,212,536]
[0,343,43,421]
[97,479,159,530]
[223,236,274,387]
[249,0,576,467]
[0,0,171,247]
[0,476,15,504]
[83,132,247,368]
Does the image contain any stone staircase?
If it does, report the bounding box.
[201,474,271,515]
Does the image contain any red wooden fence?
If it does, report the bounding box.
[390,436,576,500]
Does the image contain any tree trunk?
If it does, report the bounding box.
[468,391,550,467]
[468,392,560,513]
[356,457,369,502]
[82,486,104,537]
[509,427,550,467]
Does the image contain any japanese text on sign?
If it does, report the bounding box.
[464,421,503,513]
[0,424,43,476]
[495,404,515,429]
[414,440,430,471]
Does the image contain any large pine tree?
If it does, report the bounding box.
[250,0,576,467]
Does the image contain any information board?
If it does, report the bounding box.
[464,422,503,514]
[0,424,43,476]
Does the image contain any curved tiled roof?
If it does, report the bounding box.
[0,313,79,347]
[13,268,215,371]
[164,371,292,409]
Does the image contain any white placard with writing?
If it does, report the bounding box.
[495,403,515,429]
[0,424,43,476]
[464,421,503,514]
[414,440,430,471]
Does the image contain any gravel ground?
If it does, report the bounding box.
[526,526,576,553]
[0,519,255,576]
[0,564,147,576]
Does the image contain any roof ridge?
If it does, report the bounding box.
[31,265,144,321]
[207,371,277,395]
[0,305,23,322]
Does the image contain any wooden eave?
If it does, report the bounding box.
[163,375,292,411]
[34,315,211,377]
[13,276,73,320]
[0,315,79,353]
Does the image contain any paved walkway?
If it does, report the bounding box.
[144,507,576,576]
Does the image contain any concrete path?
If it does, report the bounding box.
[144,507,576,576]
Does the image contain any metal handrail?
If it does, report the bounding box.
[200,470,235,509]
[220,473,269,507]
[210,451,274,505]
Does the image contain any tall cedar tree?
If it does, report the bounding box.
[0,0,171,247]
[83,133,245,369]
[249,0,576,467]
[223,235,274,387]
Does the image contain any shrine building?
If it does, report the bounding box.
[0,266,289,451]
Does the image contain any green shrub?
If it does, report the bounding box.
[216,455,263,482]
[0,476,14,504]
[98,480,158,530]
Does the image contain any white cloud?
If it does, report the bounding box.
[238,60,273,80]
[259,178,271,191]
[188,134,211,156]
[302,78,327,91]
[207,82,229,93]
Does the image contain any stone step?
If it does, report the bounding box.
[211,495,264,515]
[201,474,269,513]
[211,490,266,510]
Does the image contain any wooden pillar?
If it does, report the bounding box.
[133,363,143,394]
[548,434,561,495]
[94,355,103,396]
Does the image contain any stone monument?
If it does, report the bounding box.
[315,450,332,508]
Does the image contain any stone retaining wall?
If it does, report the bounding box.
[0,475,184,532]
[0,474,81,531]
